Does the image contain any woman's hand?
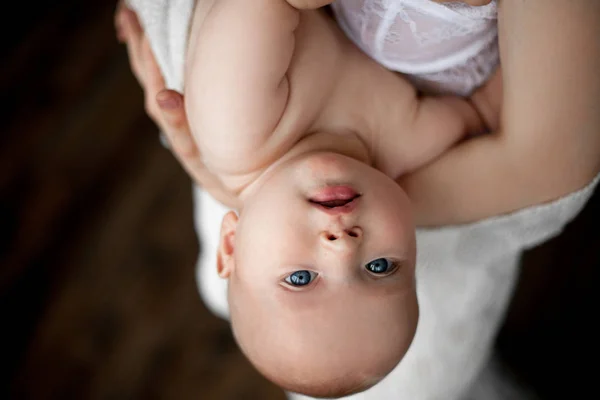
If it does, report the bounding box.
[115,2,239,208]
[115,2,193,158]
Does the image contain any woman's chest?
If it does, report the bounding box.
[331,0,499,94]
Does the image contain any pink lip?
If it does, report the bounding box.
[309,186,361,215]
[309,186,359,202]
[311,198,360,215]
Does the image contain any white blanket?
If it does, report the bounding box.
[127,1,600,398]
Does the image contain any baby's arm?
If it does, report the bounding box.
[185,0,301,174]
[399,0,600,227]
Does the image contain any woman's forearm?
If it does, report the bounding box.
[402,0,600,227]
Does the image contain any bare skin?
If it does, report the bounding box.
[399,0,600,225]
[117,1,484,396]
[116,0,600,396]
[180,2,491,394]
[183,0,484,199]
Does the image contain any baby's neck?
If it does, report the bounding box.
[218,131,372,204]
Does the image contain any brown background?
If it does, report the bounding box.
[1,1,598,399]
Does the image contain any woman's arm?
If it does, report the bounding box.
[399,0,600,227]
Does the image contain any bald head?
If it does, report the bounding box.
[213,151,420,396]
[227,270,419,398]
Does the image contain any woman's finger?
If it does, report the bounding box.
[156,90,197,158]
[120,7,146,84]
[140,37,166,121]
[154,91,219,190]
[114,0,127,42]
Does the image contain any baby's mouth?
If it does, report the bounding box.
[309,196,360,208]
[308,185,361,213]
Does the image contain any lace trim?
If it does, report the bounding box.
[333,0,499,94]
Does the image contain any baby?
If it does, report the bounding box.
[179,0,491,397]
[120,1,600,398]
[124,0,494,397]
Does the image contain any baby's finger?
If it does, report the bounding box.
[471,67,503,132]
[156,90,197,158]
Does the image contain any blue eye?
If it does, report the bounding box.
[284,270,317,286]
[365,258,396,275]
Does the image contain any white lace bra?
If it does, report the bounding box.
[332,0,499,95]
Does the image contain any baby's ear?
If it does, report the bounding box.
[216,211,238,279]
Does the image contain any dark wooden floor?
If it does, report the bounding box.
[1,2,283,399]
[1,1,598,399]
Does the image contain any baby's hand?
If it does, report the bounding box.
[400,67,503,174]
[399,94,486,173]
[470,67,503,133]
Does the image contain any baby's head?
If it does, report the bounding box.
[217,151,419,397]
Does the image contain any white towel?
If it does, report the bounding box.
[126,0,193,92]
[127,1,600,399]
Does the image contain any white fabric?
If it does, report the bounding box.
[127,0,193,92]
[197,176,599,400]
[332,0,499,95]
[129,0,599,398]
[127,0,499,96]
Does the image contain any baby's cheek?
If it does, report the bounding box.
[379,202,414,239]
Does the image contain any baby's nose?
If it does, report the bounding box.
[320,227,363,248]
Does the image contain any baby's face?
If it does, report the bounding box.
[218,152,419,396]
